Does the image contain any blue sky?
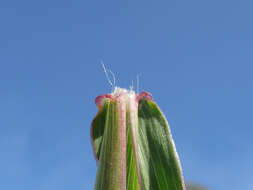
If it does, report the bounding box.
[0,0,253,189]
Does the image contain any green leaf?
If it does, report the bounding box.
[126,95,142,190]
[93,98,126,190]
[91,88,185,190]
[135,99,185,190]
[126,109,140,190]
[91,102,107,162]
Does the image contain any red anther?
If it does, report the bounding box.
[105,94,112,98]
[139,91,152,100]
[136,91,153,102]
[95,94,111,107]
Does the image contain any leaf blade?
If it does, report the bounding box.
[94,98,127,190]
[126,97,142,190]
[136,99,186,190]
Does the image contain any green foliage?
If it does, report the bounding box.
[91,88,186,190]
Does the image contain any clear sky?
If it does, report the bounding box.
[0,0,252,190]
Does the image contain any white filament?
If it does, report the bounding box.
[101,62,116,90]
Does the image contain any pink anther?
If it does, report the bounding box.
[95,94,112,108]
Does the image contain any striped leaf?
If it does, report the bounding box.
[91,88,185,190]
